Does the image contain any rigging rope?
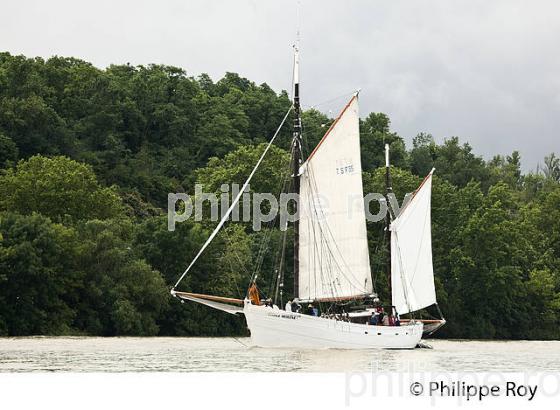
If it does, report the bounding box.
[251,155,291,285]
[303,90,358,111]
[172,106,293,290]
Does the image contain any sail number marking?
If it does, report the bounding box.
[335,164,354,175]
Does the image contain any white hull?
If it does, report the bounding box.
[243,301,423,349]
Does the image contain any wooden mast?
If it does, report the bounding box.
[292,41,302,299]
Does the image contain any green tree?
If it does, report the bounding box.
[134,217,250,336]
[0,155,122,221]
[74,219,168,335]
[195,143,291,197]
[450,183,536,338]
[0,213,81,335]
[300,109,330,155]
[409,133,437,176]
[487,151,522,189]
[432,137,489,188]
[542,153,560,182]
[0,132,18,167]
[360,112,408,171]
[0,96,74,157]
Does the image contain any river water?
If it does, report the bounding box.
[0,337,559,372]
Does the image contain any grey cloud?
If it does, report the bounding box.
[2,0,559,170]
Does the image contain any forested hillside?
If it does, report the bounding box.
[0,52,559,339]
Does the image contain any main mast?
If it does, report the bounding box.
[384,144,393,294]
[292,42,302,299]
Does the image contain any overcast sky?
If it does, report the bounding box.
[2,0,559,170]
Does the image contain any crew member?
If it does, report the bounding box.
[248,282,260,305]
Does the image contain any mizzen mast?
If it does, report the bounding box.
[384,143,393,294]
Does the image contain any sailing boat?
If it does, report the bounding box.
[171,44,445,349]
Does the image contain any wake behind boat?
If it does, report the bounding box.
[171,42,445,349]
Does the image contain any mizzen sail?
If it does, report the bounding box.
[390,169,437,315]
[298,95,373,301]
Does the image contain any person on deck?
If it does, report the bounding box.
[307,304,319,316]
[369,311,379,325]
[382,314,390,326]
[248,282,260,305]
[286,300,292,312]
[377,307,385,325]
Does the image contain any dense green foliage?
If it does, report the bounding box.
[1,52,559,339]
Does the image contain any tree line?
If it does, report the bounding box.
[0,52,559,339]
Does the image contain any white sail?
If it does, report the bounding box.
[390,170,437,315]
[298,95,373,300]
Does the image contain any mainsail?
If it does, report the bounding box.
[298,95,373,301]
[390,170,437,315]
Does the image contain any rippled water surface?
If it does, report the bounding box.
[0,338,559,372]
